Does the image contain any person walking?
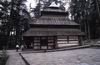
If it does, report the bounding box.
[16,44,19,52]
[21,45,24,51]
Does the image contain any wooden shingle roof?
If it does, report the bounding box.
[23,6,85,37]
[30,15,79,25]
[43,7,65,13]
[29,7,79,26]
[23,28,85,36]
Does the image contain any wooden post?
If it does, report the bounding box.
[55,36,58,49]
[78,36,83,46]
[67,36,69,44]
[40,36,41,49]
[33,37,34,49]
[47,37,48,49]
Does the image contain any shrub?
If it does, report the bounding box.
[0,50,8,65]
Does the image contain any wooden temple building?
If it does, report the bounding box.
[22,6,85,50]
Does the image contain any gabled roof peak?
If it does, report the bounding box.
[42,1,65,12]
[49,2,60,8]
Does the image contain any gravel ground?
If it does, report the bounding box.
[22,48,100,65]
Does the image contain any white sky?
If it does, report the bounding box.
[25,0,37,9]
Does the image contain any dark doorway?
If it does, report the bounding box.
[41,37,48,46]
[40,37,48,49]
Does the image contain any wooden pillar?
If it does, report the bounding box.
[78,36,83,46]
[46,36,49,49]
[46,36,48,50]
[54,36,58,49]
[67,36,69,44]
[33,37,34,49]
[40,36,42,49]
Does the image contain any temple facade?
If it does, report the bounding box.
[22,6,85,50]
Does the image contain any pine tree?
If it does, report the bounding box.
[70,0,100,39]
[0,0,10,49]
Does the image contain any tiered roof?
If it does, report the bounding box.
[30,15,78,25]
[30,7,78,26]
[23,6,85,36]
[43,7,66,13]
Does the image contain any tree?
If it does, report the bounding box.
[70,0,100,39]
[7,0,31,48]
[0,0,10,49]
[0,0,33,49]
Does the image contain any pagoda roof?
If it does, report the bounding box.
[23,28,85,36]
[30,15,79,25]
[42,7,66,13]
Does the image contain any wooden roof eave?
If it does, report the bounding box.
[22,28,85,37]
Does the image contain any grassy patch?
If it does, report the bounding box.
[0,50,8,65]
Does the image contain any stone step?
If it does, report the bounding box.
[47,45,91,52]
[21,45,91,53]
